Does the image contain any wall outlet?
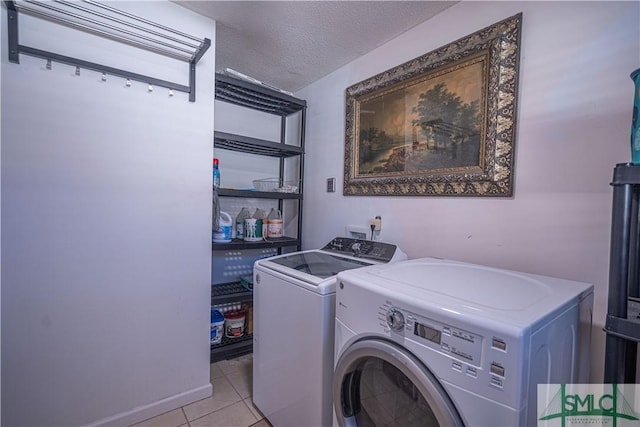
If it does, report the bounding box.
[345,225,368,240]
[371,217,382,231]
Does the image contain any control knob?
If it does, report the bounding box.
[351,242,362,256]
[386,308,405,331]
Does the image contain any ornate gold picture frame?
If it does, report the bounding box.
[344,13,522,197]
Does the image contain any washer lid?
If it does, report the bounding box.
[256,249,376,294]
[267,251,373,279]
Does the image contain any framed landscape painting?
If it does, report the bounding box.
[343,13,522,197]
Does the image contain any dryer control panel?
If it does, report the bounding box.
[388,307,483,367]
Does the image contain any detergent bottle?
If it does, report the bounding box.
[235,207,250,240]
[267,208,283,239]
[213,212,233,243]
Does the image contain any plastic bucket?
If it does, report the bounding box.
[213,212,233,243]
[210,309,225,344]
[224,309,246,338]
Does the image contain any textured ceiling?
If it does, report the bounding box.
[177,1,457,93]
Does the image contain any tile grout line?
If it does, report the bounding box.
[224,364,259,425]
[184,398,241,426]
[226,357,263,426]
[181,407,190,427]
[181,358,255,427]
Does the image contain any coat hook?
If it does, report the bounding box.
[148,84,154,93]
[101,73,107,82]
[125,78,131,87]
[46,59,52,70]
[75,66,80,76]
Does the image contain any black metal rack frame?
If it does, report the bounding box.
[5,0,210,102]
[211,236,301,251]
[215,73,306,115]
[212,72,306,253]
[211,333,253,361]
[217,188,302,200]
[211,282,253,304]
[214,131,303,157]
[604,163,640,383]
[211,74,306,362]
[210,282,254,362]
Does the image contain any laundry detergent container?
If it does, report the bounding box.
[210,309,225,344]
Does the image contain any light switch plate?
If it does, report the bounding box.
[327,177,336,192]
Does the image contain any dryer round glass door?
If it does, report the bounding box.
[334,339,463,427]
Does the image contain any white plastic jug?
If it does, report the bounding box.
[267,208,283,238]
[213,212,233,243]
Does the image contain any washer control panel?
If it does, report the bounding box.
[322,237,398,262]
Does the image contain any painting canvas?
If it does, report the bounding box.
[344,13,522,197]
[357,55,486,176]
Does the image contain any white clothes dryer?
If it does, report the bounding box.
[334,257,594,427]
[253,238,406,427]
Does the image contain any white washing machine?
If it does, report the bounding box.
[334,257,594,427]
[252,237,406,427]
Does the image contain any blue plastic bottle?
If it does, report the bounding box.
[213,158,220,188]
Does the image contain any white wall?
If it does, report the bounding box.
[1,2,215,425]
[297,1,640,382]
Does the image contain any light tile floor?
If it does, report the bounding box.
[131,353,272,427]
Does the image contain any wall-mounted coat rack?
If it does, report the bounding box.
[5,0,210,102]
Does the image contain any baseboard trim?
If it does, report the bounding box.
[88,383,213,427]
